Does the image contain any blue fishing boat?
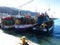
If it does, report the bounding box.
[32,13,54,34]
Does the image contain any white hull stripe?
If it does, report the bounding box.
[49,26,53,31]
[15,25,33,28]
[3,25,14,28]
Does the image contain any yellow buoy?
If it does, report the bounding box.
[20,36,29,45]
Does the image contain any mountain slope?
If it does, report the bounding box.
[0,6,38,16]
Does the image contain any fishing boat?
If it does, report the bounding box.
[14,14,37,31]
[1,12,54,34]
[1,15,15,29]
[33,12,54,34]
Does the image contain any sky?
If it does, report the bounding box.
[0,0,60,18]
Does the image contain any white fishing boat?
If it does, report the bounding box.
[1,15,15,29]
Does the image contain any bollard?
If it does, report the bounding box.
[20,36,29,45]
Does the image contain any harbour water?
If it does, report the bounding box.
[1,18,60,45]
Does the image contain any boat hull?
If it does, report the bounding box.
[1,25,15,30]
[15,27,33,31]
[14,24,37,31]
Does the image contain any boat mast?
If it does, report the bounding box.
[18,0,33,16]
